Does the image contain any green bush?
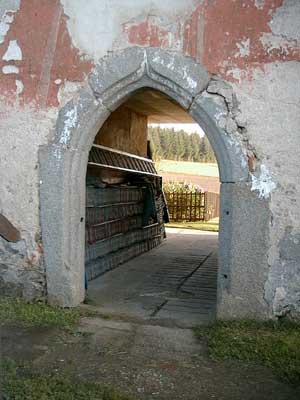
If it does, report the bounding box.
[163,180,204,193]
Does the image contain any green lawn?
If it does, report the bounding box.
[156,160,219,177]
[0,297,98,329]
[195,320,300,385]
[1,359,134,400]
[166,220,219,232]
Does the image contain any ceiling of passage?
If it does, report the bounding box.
[123,88,194,123]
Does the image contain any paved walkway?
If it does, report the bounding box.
[87,228,218,326]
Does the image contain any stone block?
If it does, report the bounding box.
[147,48,210,99]
[55,86,109,151]
[89,47,146,103]
[39,145,88,306]
[190,94,248,184]
[217,182,271,319]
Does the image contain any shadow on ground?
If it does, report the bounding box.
[1,317,300,400]
[1,230,299,399]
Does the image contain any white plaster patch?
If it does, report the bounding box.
[55,79,62,85]
[182,64,198,88]
[57,80,81,107]
[259,0,300,55]
[0,12,13,43]
[15,79,23,94]
[2,39,22,61]
[141,49,147,70]
[2,64,19,74]
[254,0,265,9]
[269,0,300,42]
[60,106,78,145]
[260,32,295,55]
[0,1,20,43]
[251,164,276,199]
[235,38,250,58]
[61,0,197,59]
[187,76,197,89]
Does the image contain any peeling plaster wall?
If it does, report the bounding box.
[0,0,299,317]
[0,0,92,107]
[233,61,300,318]
[60,0,200,59]
[0,100,57,298]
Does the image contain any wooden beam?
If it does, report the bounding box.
[0,214,21,242]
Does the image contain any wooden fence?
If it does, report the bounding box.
[164,191,219,222]
[204,192,220,221]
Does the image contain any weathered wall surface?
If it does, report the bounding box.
[0,0,299,317]
[0,104,56,298]
[233,61,300,319]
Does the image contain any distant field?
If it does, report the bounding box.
[156,160,219,178]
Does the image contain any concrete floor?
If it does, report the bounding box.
[87,228,218,327]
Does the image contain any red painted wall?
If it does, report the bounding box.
[124,0,300,80]
[1,0,299,107]
[0,0,92,107]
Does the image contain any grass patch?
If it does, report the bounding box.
[0,297,96,329]
[1,359,134,400]
[156,160,219,178]
[194,320,300,385]
[166,220,219,232]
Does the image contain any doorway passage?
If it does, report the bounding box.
[40,47,264,318]
[87,227,218,326]
[85,88,219,326]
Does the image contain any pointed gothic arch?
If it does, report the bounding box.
[39,47,270,319]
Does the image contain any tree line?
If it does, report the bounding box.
[148,126,216,163]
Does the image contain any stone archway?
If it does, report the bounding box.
[39,47,270,319]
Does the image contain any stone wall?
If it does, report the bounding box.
[0,0,299,318]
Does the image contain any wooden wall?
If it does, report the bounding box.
[94,105,148,157]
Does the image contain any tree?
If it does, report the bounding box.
[147,126,216,163]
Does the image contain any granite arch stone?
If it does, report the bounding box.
[39,47,268,319]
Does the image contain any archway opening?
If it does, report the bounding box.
[41,47,271,320]
[85,88,220,325]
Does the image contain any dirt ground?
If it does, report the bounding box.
[1,316,299,400]
[1,230,299,399]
